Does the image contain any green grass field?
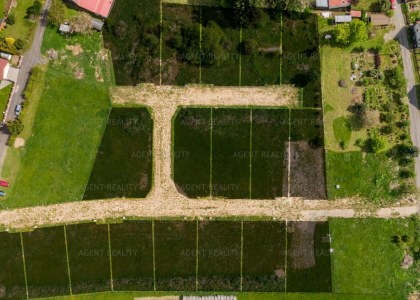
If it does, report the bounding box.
[66,223,111,294]
[83,107,153,200]
[173,107,324,199]
[173,108,211,197]
[0,83,12,113]
[23,227,69,298]
[1,29,112,208]
[110,221,154,291]
[330,218,419,298]
[154,221,197,291]
[198,221,242,291]
[286,222,332,293]
[242,221,286,291]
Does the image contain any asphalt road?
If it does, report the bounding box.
[0,0,51,174]
[394,3,420,209]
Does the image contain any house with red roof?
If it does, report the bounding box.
[316,0,352,9]
[70,0,115,18]
[0,59,10,81]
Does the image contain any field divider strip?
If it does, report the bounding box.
[280,9,283,84]
[210,108,213,198]
[195,218,199,291]
[199,5,202,84]
[152,220,157,291]
[107,224,114,291]
[285,220,288,292]
[249,108,253,199]
[159,0,163,86]
[240,220,244,291]
[63,226,73,295]
[19,232,29,300]
[239,26,242,86]
[287,108,291,198]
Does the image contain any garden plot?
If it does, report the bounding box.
[110,221,154,291]
[23,227,69,298]
[103,0,161,85]
[0,232,26,299]
[154,221,197,291]
[197,221,241,291]
[281,12,321,108]
[286,221,332,292]
[242,221,286,292]
[66,223,111,294]
[289,109,326,199]
[173,108,211,198]
[83,107,153,200]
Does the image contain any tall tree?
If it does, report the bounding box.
[48,0,65,26]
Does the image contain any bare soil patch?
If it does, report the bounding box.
[289,141,326,199]
[13,138,25,148]
[288,221,316,271]
[66,44,84,56]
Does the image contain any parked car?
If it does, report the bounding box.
[0,52,12,60]
[0,191,5,196]
[0,180,9,187]
[14,104,22,116]
[391,0,396,9]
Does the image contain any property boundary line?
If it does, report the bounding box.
[63,226,73,295]
[287,108,291,198]
[280,9,283,84]
[195,218,199,291]
[19,232,29,300]
[239,27,242,86]
[240,220,244,291]
[249,108,253,199]
[284,220,288,292]
[209,108,213,198]
[159,0,163,86]
[199,5,202,84]
[152,220,157,291]
[107,224,114,291]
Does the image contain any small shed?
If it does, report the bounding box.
[329,0,352,9]
[350,10,362,18]
[59,23,72,34]
[91,17,104,31]
[335,15,352,23]
[370,14,390,27]
[413,22,420,48]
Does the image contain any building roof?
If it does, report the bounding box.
[72,0,114,18]
[350,10,362,17]
[316,0,329,8]
[414,23,420,46]
[91,17,104,31]
[335,15,352,23]
[59,24,71,33]
[370,14,390,26]
[0,58,9,80]
[329,0,352,8]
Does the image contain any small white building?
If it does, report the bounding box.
[335,15,352,23]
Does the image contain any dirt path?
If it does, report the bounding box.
[0,85,417,230]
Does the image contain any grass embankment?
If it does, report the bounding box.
[320,18,416,202]
[0,27,113,208]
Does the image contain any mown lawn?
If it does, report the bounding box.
[0,82,12,112]
[330,218,419,298]
[0,29,112,208]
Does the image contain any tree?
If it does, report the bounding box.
[201,21,227,65]
[231,0,261,27]
[7,119,23,136]
[379,0,391,13]
[334,23,351,45]
[367,129,387,153]
[14,38,24,50]
[241,38,258,55]
[48,0,65,26]
[5,37,14,46]
[26,0,42,19]
[6,14,15,25]
[71,12,92,34]
[349,19,368,43]
[265,0,311,12]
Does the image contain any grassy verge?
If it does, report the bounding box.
[0,83,12,113]
[330,218,419,298]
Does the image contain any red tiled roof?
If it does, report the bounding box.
[0,58,8,80]
[329,0,352,8]
[350,10,362,17]
[73,0,114,18]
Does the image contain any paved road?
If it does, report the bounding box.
[394,3,420,211]
[0,0,51,175]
